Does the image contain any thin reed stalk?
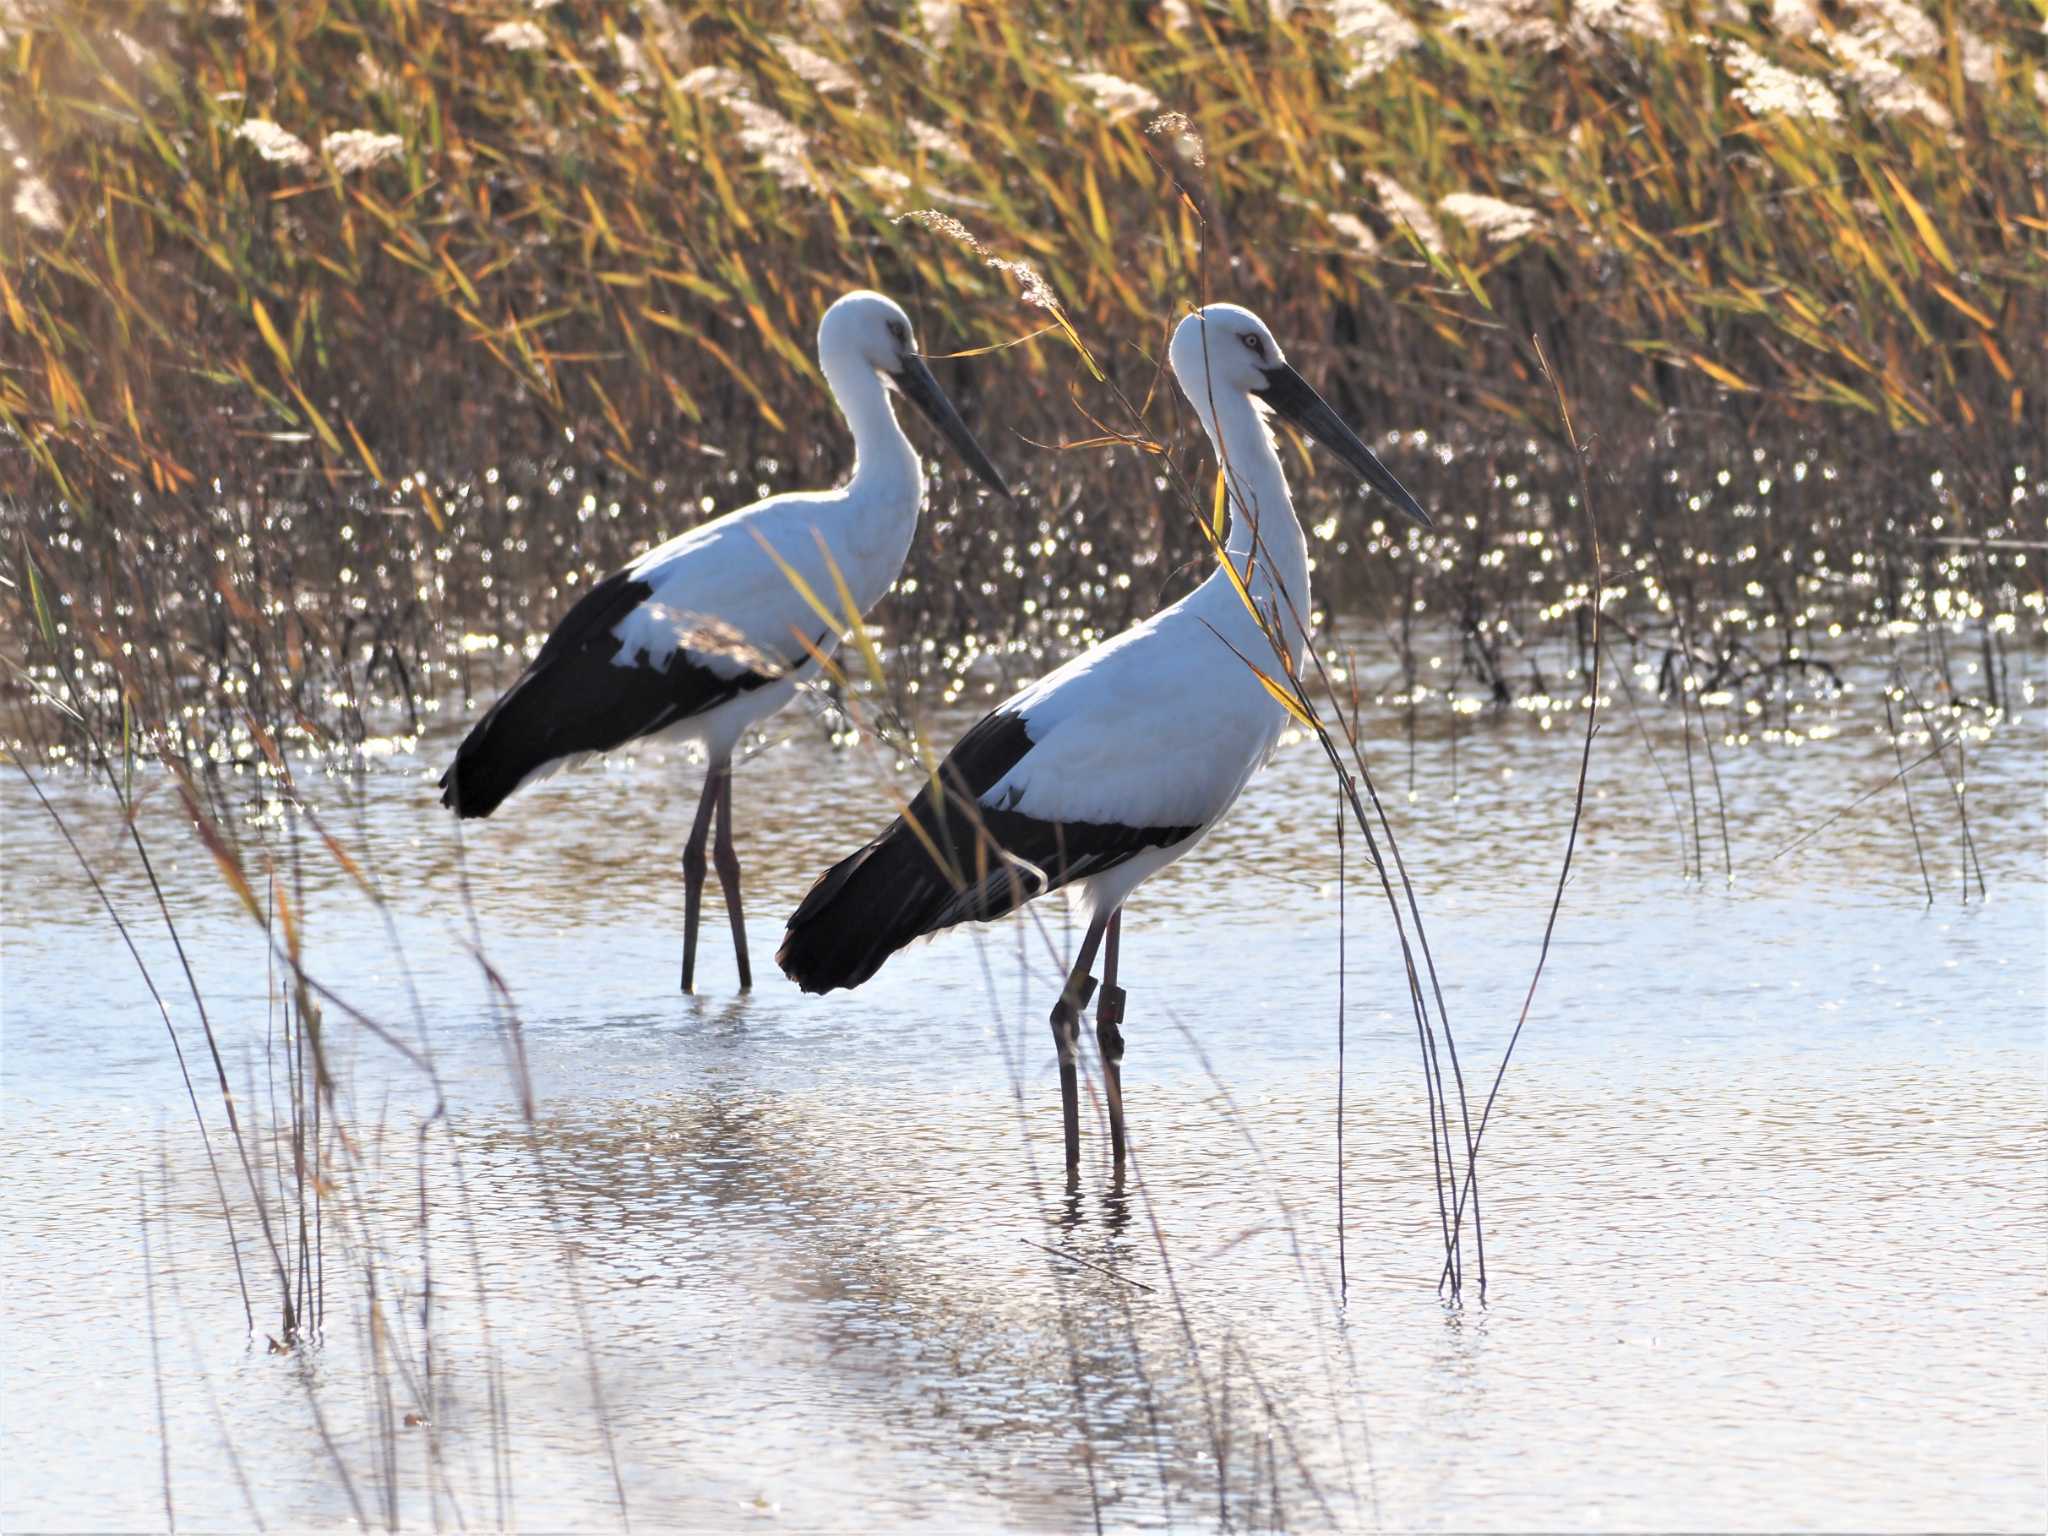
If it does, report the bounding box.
[1441,335,1607,1300]
[140,1169,176,1533]
[1886,692,1937,903]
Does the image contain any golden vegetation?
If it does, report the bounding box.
[4,0,2040,500]
[1,0,2040,760]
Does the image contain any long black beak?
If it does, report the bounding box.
[1253,363,1431,528]
[893,353,1012,500]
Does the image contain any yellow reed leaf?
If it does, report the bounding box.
[814,533,885,691]
[345,417,385,485]
[0,265,27,333]
[438,247,480,306]
[750,529,843,648]
[250,296,294,377]
[1083,161,1110,245]
[1202,619,1317,730]
[1929,282,1993,330]
[1248,659,1317,730]
[1880,168,1956,275]
[1688,353,1756,392]
[287,382,343,452]
[928,323,1061,359]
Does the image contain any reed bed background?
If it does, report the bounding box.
[3,0,2042,766]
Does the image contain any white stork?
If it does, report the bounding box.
[777,303,1431,1172]
[441,290,1010,991]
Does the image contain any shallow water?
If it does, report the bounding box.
[4,641,2045,1532]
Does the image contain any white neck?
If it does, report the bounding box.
[1190,388,1313,670]
[823,352,923,507]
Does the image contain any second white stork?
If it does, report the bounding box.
[777,303,1431,1172]
[441,289,1010,991]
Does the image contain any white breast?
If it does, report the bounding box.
[982,596,1288,832]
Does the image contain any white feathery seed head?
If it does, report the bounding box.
[773,36,861,96]
[235,119,313,165]
[12,174,60,233]
[1440,191,1544,244]
[1829,30,1952,129]
[1328,0,1421,85]
[919,0,959,47]
[900,210,1066,314]
[482,19,548,52]
[1722,41,1843,121]
[900,208,984,252]
[323,130,405,174]
[907,117,968,162]
[1327,210,1379,258]
[1575,0,1669,44]
[1768,0,1821,41]
[1443,0,1563,50]
[1067,69,1163,121]
[1369,172,1443,252]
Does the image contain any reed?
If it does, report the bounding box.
[4,0,2040,764]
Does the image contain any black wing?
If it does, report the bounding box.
[439,568,776,818]
[777,707,1198,993]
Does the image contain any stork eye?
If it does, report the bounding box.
[887,319,910,345]
[1241,332,1265,357]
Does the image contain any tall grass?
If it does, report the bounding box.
[3,0,2040,764]
[20,718,635,1528]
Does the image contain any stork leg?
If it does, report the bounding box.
[1096,909,1127,1170]
[712,760,752,991]
[679,759,726,994]
[1050,913,1109,1176]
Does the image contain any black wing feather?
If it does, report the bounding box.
[439,568,775,818]
[776,708,1198,993]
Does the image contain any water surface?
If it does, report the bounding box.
[5,644,2044,1531]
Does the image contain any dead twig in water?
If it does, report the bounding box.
[1020,1238,1159,1293]
[1766,734,1959,865]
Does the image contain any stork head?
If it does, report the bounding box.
[1168,303,1290,398]
[819,290,1011,499]
[1170,304,1431,529]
